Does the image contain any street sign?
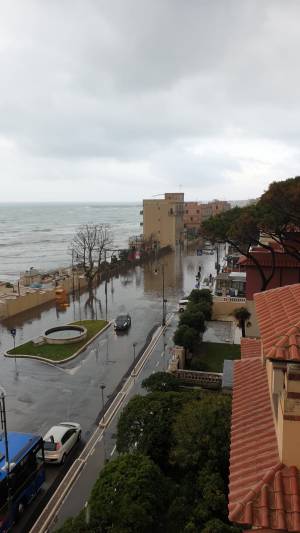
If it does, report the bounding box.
[197,249,202,256]
[10,329,16,337]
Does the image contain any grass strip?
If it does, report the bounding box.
[7,320,108,362]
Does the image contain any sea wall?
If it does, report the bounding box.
[0,246,171,320]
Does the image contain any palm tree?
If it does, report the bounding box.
[233,307,251,337]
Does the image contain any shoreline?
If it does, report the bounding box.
[0,245,175,321]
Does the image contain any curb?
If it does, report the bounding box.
[4,321,112,365]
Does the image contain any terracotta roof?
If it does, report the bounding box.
[254,285,300,362]
[241,337,262,359]
[237,252,300,268]
[229,356,300,531]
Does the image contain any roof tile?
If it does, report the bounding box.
[228,356,300,531]
[254,285,300,362]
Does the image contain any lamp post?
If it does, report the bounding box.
[0,387,12,523]
[132,342,137,381]
[100,384,106,425]
[154,264,166,326]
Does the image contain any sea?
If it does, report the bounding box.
[0,203,142,281]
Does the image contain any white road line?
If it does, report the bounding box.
[160,351,164,357]
[110,444,116,456]
[155,360,160,368]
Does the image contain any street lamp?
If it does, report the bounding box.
[0,387,12,522]
[100,384,106,425]
[132,342,137,380]
[154,264,166,326]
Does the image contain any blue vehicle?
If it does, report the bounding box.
[0,432,45,532]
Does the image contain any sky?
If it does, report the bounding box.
[0,0,300,202]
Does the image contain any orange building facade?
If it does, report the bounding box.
[183,199,231,232]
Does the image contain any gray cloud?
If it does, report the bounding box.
[0,0,300,201]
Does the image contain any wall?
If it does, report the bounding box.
[246,265,300,300]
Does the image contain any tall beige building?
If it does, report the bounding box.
[142,193,184,249]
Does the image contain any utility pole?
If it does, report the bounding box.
[132,342,137,382]
[100,384,106,425]
[0,388,12,525]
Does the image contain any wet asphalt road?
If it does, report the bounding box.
[0,248,219,532]
[0,249,218,439]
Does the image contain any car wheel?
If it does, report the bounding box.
[60,453,66,465]
[77,431,81,442]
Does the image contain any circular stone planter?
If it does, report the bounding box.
[43,325,87,345]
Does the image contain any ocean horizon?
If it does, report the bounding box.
[0,202,142,281]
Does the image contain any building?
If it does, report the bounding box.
[183,199,231,233]
[215,271,246,297]
[142,193,184,249]
[228,284,300,532]
[238,248,300,300]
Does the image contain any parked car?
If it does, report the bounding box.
[114,314,131,331]
[43,422,81,464]
[178,298,189,312]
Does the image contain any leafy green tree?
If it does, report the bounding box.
[233,306,251,337]
[202,205,277,291]
[179,310,206,333]
[187,301,212,321]
[170,395,231,477]
[116,392,187,467]
[201,519,242,533]
[188,289,212,305]
[88,453,170,533]
[258,176,300,261]
[142,371,180,392]
[173,324,198,351]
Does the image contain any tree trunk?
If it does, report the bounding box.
[240,320,246,337]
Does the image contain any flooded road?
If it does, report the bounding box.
[0,248,218,439]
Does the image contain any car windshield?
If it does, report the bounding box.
[116,315,128,323]
[44,440,56,451]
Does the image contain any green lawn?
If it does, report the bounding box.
[189,342,240,373]
[7,320,108,362]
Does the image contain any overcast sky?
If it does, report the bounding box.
[0,0,300,202]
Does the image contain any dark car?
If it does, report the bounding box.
[114,314,131,331]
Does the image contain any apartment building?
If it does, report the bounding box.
[228,284,300,532]
[142,193,184,249]
[183,199,231,231]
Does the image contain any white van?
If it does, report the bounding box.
[178,298,189,313]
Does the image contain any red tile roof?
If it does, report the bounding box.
[241,337,262,359]
[254,285,300,362]
[228,356,300,531]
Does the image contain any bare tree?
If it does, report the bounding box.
[70,224,112,288]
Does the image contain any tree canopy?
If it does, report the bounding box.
[142,371,181,393]
[116,392,187,467]
[201,176,300,292]
[179,309,206,333]
[89,453,170,533]
[173,324,199,351]
[70,223,112,285]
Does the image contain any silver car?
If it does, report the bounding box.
[43,422,81,464]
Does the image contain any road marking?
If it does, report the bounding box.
[160,351,164,358]
[155,360,159,368]
[110,445,116,456]
[30,316,174,533]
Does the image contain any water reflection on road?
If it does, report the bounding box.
[0,249,218,437]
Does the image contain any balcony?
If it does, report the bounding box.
[140,222,143,226]
[140,210,143,215]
